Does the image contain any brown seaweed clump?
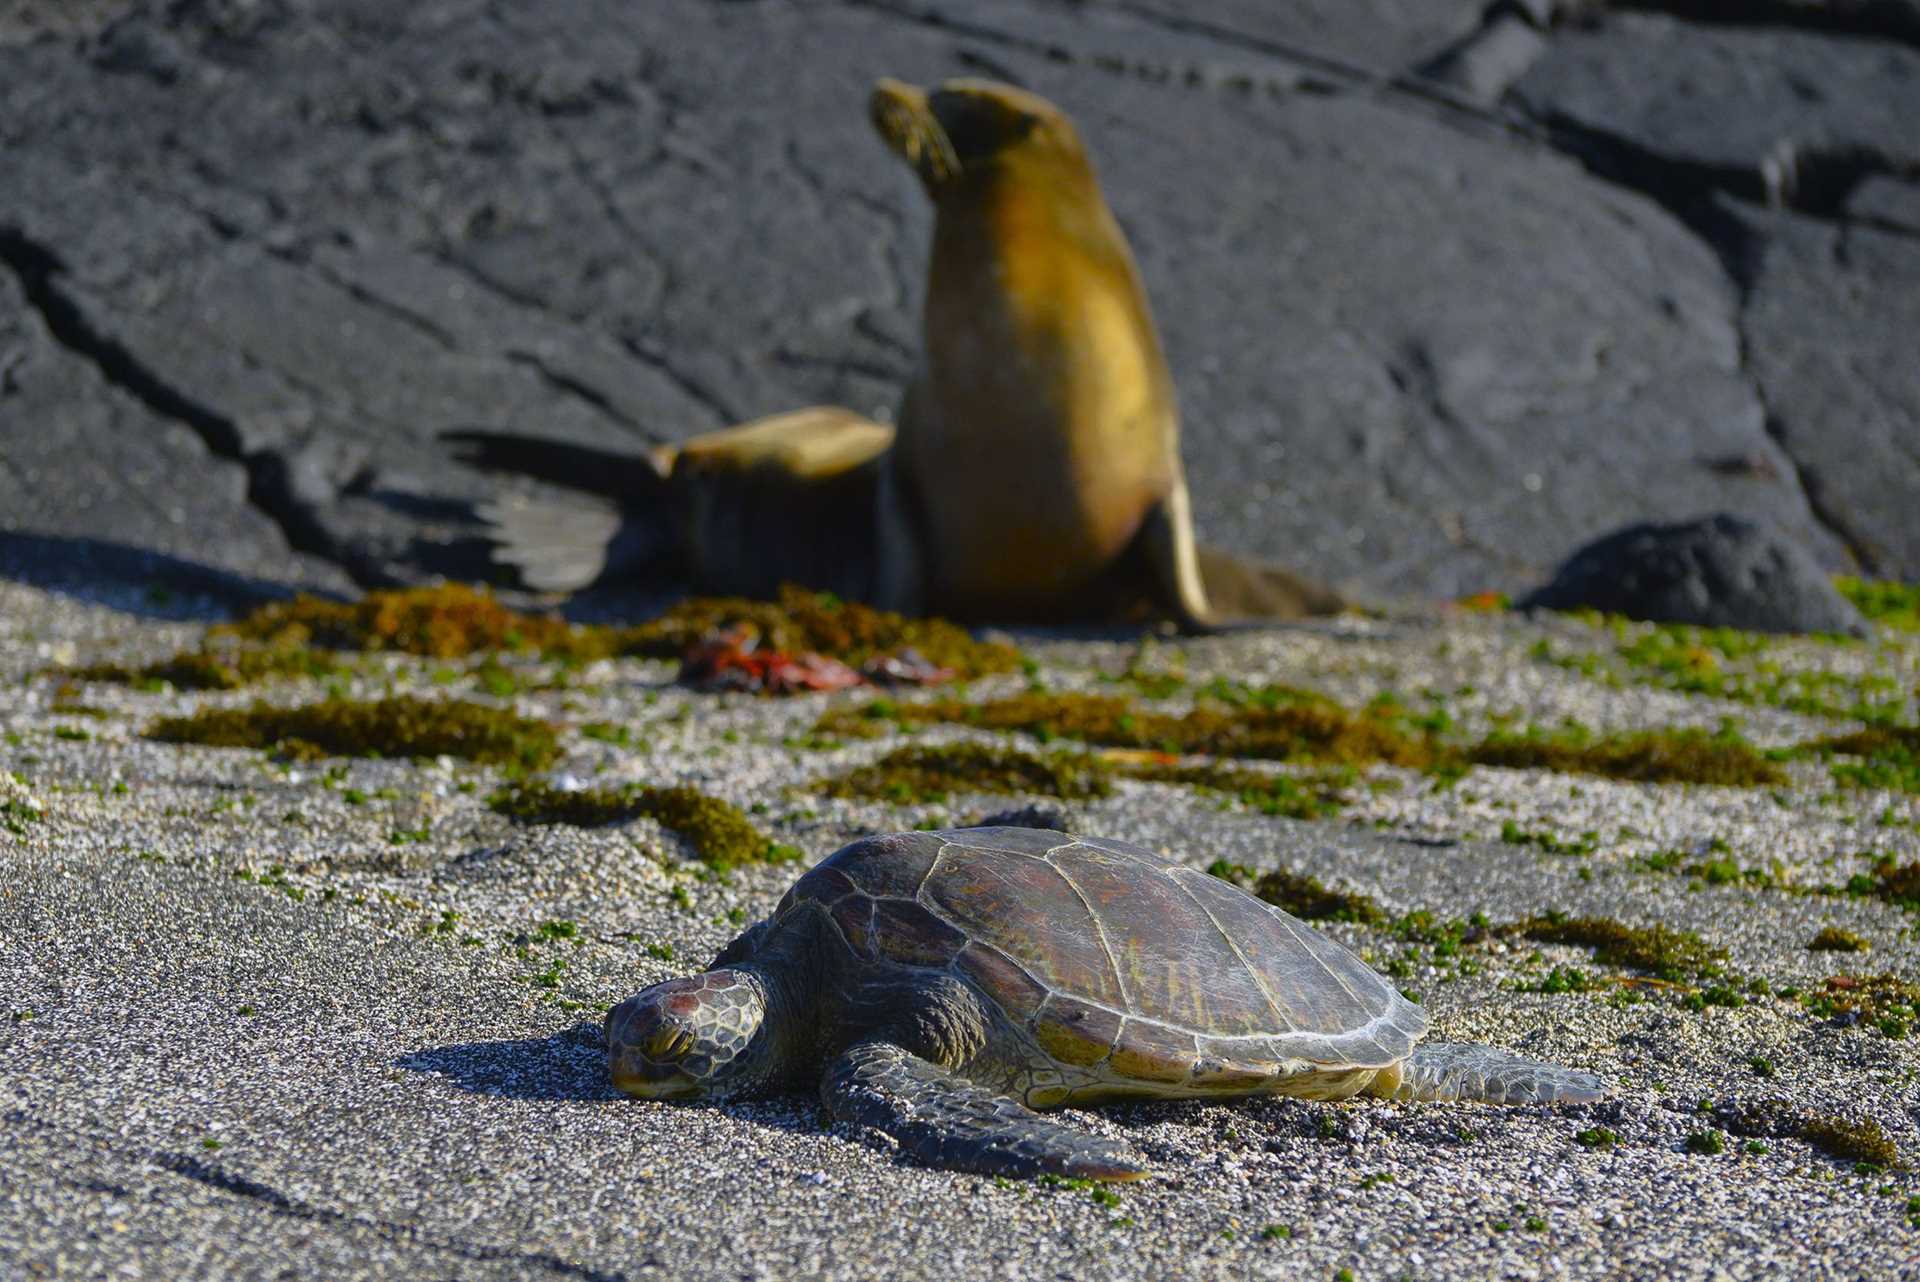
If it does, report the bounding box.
[814,739,1350,819]
[817,743,1114,805]
[1467,727,1785,788]
[67,641,351,691]
[1709,1098,1903,1169]
[147,695,561,772]
[1517,913,1725,981]
[1203,859,1387,925]
[219,582,1023,679]
[1807,926,1871,953]
[1798,1115,1900,1168]
[1115,758,1350,821]
[621,585,1023,679]
[219,583,586,659]
[817,690,1430,767]
[1853,856,1920,909]
[816,690,1788,789]
[488,780,797,870]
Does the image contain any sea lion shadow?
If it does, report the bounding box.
[395,1022,620,1102]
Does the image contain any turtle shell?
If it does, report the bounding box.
[776,827,1425,1088]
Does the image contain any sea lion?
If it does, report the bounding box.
[458,77,1340,628]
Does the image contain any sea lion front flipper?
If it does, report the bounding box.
[669,406,895,481]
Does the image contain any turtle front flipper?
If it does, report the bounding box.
[1371,1042,1610,1105]
[822,1040,1148,1181]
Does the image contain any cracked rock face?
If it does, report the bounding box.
[1511,13,1920,210]
[1740,205,1920,582]
[0,0,1912,600]
[0,253,352,600]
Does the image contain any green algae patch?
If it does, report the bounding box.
[2,796,42,838]
[817,690,1792,788]
[489,780,797,870]
[818,743,1113,805]
[147,696,560,772]
[1518,914,1724,981]
[1683,1129,1726,1156]
[1848,856,1920,909]
[1533,614,1915,726]
[621,585,1022,679]
[817,690,1431,767]
[1804,974,1920,1039]
[1808,926,1871,953]
[1806,726,1920,794]
[1205,859,1387,925]
[1836,577,1920,632]
[1466,726,1784,787]
[69,640,351,691]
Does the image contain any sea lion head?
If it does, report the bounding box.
[870,77,1090,196]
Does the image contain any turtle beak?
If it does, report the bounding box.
[609,1062,703,1100]
[606,993,706,1100]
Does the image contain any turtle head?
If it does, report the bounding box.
[605,968,772,1100]
[870,77,1090,196]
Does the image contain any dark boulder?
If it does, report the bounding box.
[1521,514,1869,636]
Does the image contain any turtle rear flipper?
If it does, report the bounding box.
[823,1040,1148,1181]
[1373,1041,1610,1105]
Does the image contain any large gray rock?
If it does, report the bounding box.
[0,0,1908,602]
[1510,12,1920,208]
[1508,10,1920,582]
[0,0,134,45]
[1520,512,1870,635]
[1076,0,1490,76]
[1740,204,1920,581]
[0,251,351,600]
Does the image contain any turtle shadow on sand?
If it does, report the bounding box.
[395,1023,622,1103]
[395,1026,855,1147]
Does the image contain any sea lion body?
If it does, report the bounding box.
[464,78,1337,628]
[894,81,1189,619]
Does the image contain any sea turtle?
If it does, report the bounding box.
[606,827,1609,1179]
